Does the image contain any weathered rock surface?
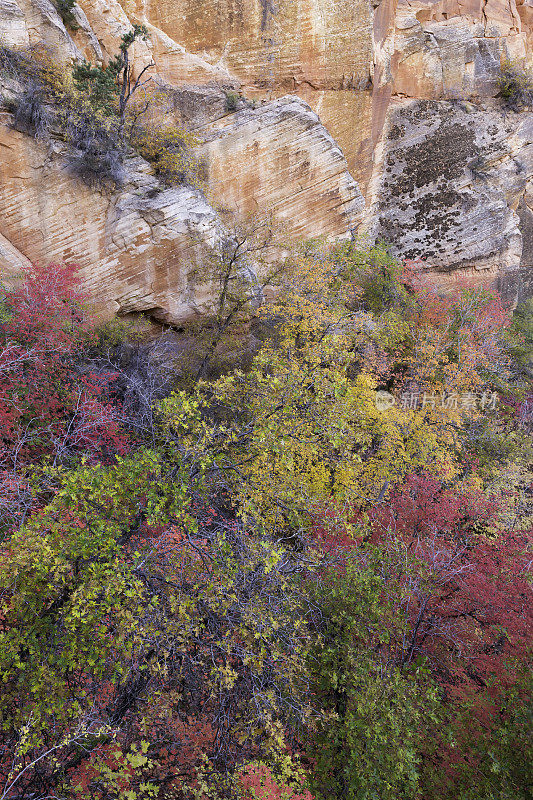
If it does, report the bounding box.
[200,96,364,239]
[369,100,533,302]
[1,0,533,313]
[0,93,363,321]
[368,0,533,302]
[119,0,373,91]
[0,118,226,323]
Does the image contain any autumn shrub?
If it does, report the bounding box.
[237,761,314,800]
[131,123,202,188]
[1,33,201,189]
[0,446,316,798]
[0,245,530,800]
[498,59,533,111]
[0,263,125,530]
[422,676,533,800]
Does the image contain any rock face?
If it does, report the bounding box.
[0,0,532,317]
[0,118,226,322]
[370,100,533,302]
[200,97,364,239]
[119,0,373,91]
[0,92,362,322]
[370,0,533,303]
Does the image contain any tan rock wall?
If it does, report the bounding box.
[0,92,364,320]
[0,117,225,323]
[2,0,533,313]
[200,96,364,239]
[119,0,373,91]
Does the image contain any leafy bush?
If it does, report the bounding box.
[131,123,202,187]
[0,251,530,800]
[305,551,440,800]
[331,239,410,314]
[506,297,533,369]
[225,90,240,112]
[498,59,533,111]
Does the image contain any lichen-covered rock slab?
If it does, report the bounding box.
[370,99,533,304]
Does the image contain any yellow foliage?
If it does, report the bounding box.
[130,123,202,188]
[158,243,467,538]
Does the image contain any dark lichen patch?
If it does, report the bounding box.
[387,123,405,141]
[385,121,477,196]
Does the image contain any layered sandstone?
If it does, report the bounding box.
[0,92,363,321]
[369,0,533,303]
[1,0,532,315]
[0,117,225,323]
[200,96,364,239]
[118,0,373,92]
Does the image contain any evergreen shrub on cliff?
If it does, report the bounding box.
[0,31,202,190]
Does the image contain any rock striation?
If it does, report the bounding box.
[200,96,364,240]
[0,0,532,317]
[0,91,363,322]
[0,118,226,322]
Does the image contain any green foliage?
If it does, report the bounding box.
[72,25,148,120]
[70,741,160,800]
[0,452,164,736]
[0,432,313,795]
[305,552,440,800]
[72,60,121,117]
[92,316,145,350]
[331,239,410,314]
[498,59,533,111]
[0,283,13,324]
[422,678,533,800]
[506,298,533,370]
[225,91,240,112]
[54,0,79,31]
[0,249,530,800]
[158,241,463,539]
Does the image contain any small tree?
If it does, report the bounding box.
[73,25,154,137]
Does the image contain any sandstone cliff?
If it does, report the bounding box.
[0,0,532,321]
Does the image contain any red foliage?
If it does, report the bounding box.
[313,472,531,702]
[237,763,314,800]
[367,472,497,541]
[0,263,126,470]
